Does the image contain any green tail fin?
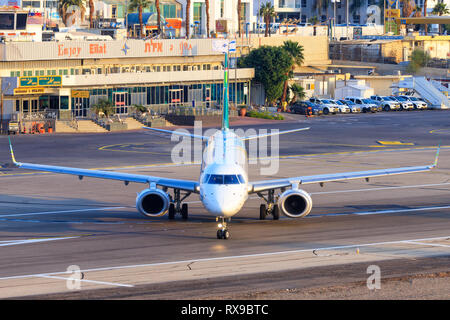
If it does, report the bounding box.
[222,52,230,130]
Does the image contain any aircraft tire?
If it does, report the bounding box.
[181,203,188,220]
[273,204,280,220]
[168,203,175,220]
[260,204,266,220]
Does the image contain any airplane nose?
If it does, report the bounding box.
[203,190,239,217]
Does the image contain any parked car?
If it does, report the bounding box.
[309,98,339,115]
[290,101,323,115]
[370,95,401,111]
[330,100,351,113]
[398,95,428,110]
[363,99,383,112]
[338,99,361,113]
[345,97,378,113]
[391,96,414,111]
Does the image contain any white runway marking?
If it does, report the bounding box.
[0,237,79,247]
[37,275,134,288]
[0,235,448,282]
[310,182,450,195]
[0,207,126,218]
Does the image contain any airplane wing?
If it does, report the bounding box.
[249,146,440,194]
[8,138,199,193]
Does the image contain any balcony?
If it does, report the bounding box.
[277,0,302,11]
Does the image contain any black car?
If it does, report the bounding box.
[290,101,323,115]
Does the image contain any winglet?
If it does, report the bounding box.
[432,142,441,168]
[8,136,18,165]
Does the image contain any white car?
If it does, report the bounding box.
[370,95,401,111]
[398,95,428,110]
[309,98,339,115]
[338,99,361,113]
[392,96,414,111]
[345,97,378,113]
[330,100,351,113]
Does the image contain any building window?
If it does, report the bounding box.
[353,14,360,24]
[301,0,307,8]
[193,2,202,34]
[111,5,117,19]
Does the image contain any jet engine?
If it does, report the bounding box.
[136,188,171,217]
[278,189,313,218]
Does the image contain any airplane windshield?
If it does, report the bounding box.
[207,174,242,184]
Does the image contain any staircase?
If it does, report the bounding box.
[54,121,77,133]
[76,120,108,133]
[124,117,145,130]
[394,77,450,109]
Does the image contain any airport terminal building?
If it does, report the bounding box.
[0,38,254,123]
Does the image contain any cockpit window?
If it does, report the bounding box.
[208,174,224,184]
[202,174,210,183]
[237,174,245,184]
[207,174,242,184]
[224,175,240,184]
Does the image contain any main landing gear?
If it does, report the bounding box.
[168,189,191,220]
[257,190,280,220]
[216,216,231,239]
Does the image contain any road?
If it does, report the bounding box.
[0,110,449,299]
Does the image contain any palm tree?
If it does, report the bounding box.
[401,0,414,18]
[155,0,162,36]
[237,0,242,37]
[413,6,422,17]
[58,0,86,26]
[314,0,331,22]
[424,0,428,34]
[259,2,276,37]
[289,83,306,104]
[128,0,152,38]
[281,40,304,103]
[205,0,210,37]
[431,3,449,34]
[185,0,191,38]
[432,2,450,16]
[88,0,94,28]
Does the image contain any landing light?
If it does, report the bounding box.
[218,223,223,228]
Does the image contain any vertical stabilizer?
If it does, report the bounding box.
[222,52,230,130]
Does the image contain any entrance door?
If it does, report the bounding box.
[113,92,128,114]
[169,89,183,107]
[72,97,89,117]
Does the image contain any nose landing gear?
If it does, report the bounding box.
[216,216,231,239]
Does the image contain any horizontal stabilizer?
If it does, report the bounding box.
[143,127,208,140]
[242,127,310,140]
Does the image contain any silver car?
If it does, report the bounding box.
[392,96,414,110]
[331,100,351,113]
[309,98,339,115]
[338,99,361,113]
[398,95,428,110]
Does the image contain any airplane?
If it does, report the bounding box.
[7,105,440,239]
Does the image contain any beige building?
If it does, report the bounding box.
[0,35,329,124]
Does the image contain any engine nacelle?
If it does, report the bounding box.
[278,189,313,218]
[136,188,170,217]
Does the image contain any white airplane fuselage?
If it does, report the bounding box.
[199,130,249,217]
